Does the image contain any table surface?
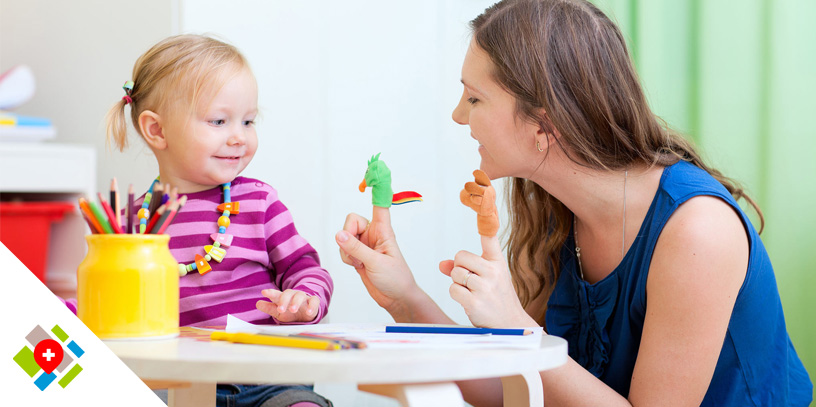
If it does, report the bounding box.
[105,328,568,385]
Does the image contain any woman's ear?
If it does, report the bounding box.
[535,109,560,148]
[138,110,168,150]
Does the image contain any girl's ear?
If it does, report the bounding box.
[138,110,168,150]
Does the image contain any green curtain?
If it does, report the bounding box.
[593,0,816,398]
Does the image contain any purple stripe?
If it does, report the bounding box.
[179,270,274,297]
[275,248,321,285]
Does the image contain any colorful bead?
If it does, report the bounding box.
[211,233,233,247]
[217,216,230,228]
[175,180,234,276]
[137,208,149,219]
[205,245,226,262]
[217,202,239,213]
[195,254,212,274]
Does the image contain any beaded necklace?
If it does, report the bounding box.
[140,178,239,277]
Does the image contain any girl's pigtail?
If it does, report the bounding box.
[104,81,134,152]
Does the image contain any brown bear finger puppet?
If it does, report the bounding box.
[460,169,499,237]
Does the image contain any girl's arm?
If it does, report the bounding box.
[263,191,333,324]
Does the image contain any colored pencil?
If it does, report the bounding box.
[293,333,367,349]
[78,198,103,234]
[210,332,343,351]
[147,183,164,221]
[126,184,134,234]
[144,203,167,234]
[385,325,533,336]
[97,192,124,234]
[155,195,185,235]
[111,178,120,229]
[88,201,114,234]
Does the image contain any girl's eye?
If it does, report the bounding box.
[209,119,226,126]
[467,97,479,105]
[243,120,255,126]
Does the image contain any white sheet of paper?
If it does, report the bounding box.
[225,314,544,350]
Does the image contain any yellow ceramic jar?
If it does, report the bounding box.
[77,234,179,339]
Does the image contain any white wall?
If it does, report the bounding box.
[2,1,505,405]
[179,0,499,328]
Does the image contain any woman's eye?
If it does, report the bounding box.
[467,97,479,105]
[209,119,226,126]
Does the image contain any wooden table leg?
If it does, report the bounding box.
[501,371,544,407]
[359,382,464,407]
[168,382,216,407]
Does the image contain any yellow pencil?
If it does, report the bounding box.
[210,332,343,351]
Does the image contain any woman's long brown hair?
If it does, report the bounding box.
[471,0,763,325]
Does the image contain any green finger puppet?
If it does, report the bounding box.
[359,153,422,208]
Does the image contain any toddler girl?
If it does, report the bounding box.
[105,34,333,407]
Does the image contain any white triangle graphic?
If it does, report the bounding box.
[0,243,165,406]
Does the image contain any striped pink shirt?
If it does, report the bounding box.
[133,176,333,327]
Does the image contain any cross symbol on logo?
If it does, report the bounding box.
[42,349,55,361]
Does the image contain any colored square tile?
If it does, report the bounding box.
[58,364,83,388]
[51,324,69,342]
[67,340,84,358]
[26,325,50,347]
[34,371,57,391]
[13,346,40,377]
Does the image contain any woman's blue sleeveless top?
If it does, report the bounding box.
[546,161,812,405]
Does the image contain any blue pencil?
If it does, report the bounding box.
[385,325,533,336]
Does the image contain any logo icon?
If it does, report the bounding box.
[13,325,84,390]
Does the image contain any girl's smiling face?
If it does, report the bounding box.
[160,65,259,192]
[451,40,545,180]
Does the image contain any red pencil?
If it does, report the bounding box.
[144,203,167,234]
[155,195,186,234]
[97,192,124,234]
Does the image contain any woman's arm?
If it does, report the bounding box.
[335,206,453,324]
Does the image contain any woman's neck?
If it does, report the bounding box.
[526,151,660,233]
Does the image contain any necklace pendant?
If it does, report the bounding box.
[204,245,226,263]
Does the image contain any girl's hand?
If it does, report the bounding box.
[439,234,537,328]
[335,206,421,317]
[256,288,320,323]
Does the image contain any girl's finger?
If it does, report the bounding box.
[276,290,296,314]
[306,296,320,316]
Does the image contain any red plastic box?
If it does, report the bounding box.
[0,202,76,283]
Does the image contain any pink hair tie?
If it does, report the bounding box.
[122,95,133,104]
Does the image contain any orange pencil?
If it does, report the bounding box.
[78,198,103,234]
[97,192,124,234]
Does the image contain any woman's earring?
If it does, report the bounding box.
[536,140,544,152]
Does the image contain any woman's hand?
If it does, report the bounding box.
[335,207,422,317]
[439,234,537,328]
[256,288,320,323]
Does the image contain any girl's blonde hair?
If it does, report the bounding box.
[105,34,249,152]
[471,0,763,325]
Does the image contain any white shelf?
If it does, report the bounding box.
[0,142,96,296]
